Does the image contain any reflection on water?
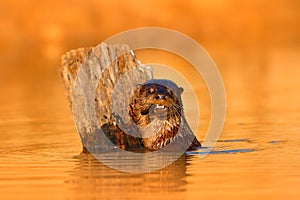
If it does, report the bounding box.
[67,153,188,200]
[63,136,282,200]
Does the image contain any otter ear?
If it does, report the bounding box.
[135,84,143,92]
[136,84,142,88]
[178,87,184,94]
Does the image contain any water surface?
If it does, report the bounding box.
[0,47,299,200]
[0,0,300,198]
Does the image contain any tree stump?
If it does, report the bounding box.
[59,43,153,152]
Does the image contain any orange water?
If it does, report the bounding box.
[0,47,299,200]
[0,1,300,199]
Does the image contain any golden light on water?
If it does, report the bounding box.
[0,0,299,199]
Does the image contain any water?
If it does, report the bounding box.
[0,47,299,200]
[1,0,300,198]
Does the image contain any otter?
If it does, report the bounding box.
[98,79,201,152]
[60,43,200,153]
[128,79,201,151]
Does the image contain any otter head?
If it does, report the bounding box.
[128,80,184,149]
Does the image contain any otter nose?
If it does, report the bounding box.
[155,94,164,100]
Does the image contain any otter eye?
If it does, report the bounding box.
[147,88,155,94]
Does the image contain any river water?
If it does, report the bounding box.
[0,46,299,200]
[1,0,300,198]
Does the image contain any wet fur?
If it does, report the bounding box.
[129,82,200,150]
